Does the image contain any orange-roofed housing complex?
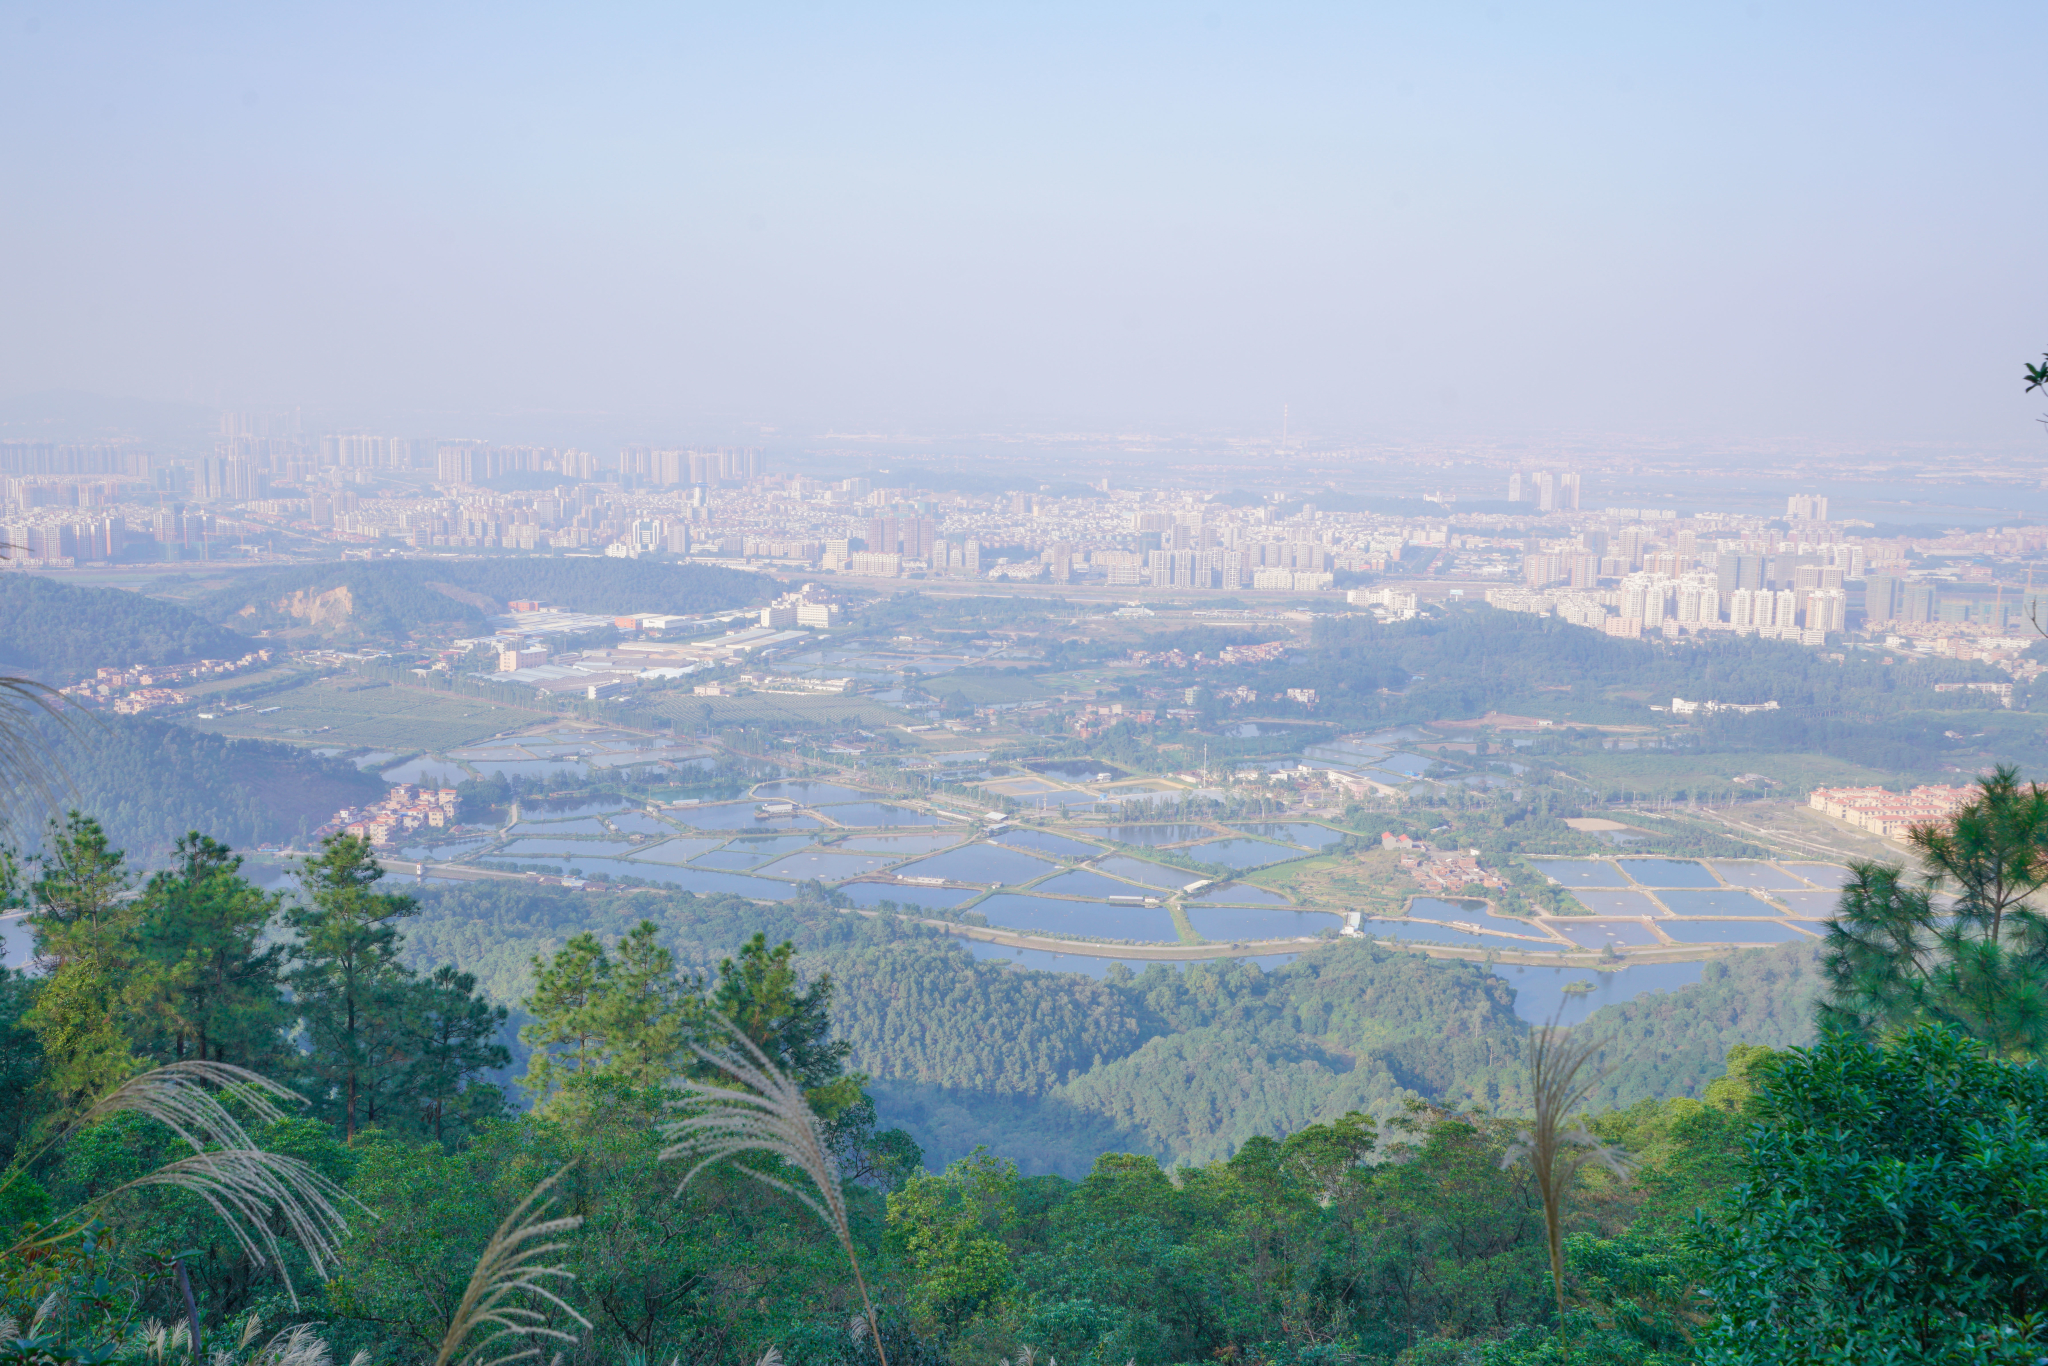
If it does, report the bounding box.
[1808,784,1976,838]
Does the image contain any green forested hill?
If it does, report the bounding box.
[402,880,1824,1175]
[1582,939,1824,1109]
[192,558,773,642]
[1205,609,2038,776]
[0,574,253,681]
[35,714,384,856]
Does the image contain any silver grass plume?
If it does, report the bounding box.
[1501,1015,1635,1363]
[247,1323,334,1366]
[0,673,76,835]
[0,1062,356,1305]
[661,1022,888,1366]
[432,1165,590,1366]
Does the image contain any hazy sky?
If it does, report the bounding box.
[3,2,2043,447]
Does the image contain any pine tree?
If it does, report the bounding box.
[21,812,144,1106]
[401,965,509,1145]
[1822,764,2048,1057]
[708,931,857,1117]
[520,921,696,1103]
[130,832,290,1069]
[287,834,418,1140]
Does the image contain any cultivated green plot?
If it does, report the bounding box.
[196,674,543,750]
[928,672,1053,705]
[1555,749,1895,797]
[645,690,907,730]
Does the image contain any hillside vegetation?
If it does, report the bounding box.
[5,777,2032,1364]
[192,558,775,642]
[30,713,384,855]
[402,880,1823,1174]
[0,573,254,681]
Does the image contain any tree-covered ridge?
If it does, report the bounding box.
[193,558,774,641]
[401,880,1825,1175]
[27,713,385,857]
[0,574,254,681]
[0,767,2042,1362]
[1185,609,2039,775]
[1577,942,1823,1111]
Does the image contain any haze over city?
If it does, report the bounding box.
[5,2,2044,453]
[2,7,2048,1364]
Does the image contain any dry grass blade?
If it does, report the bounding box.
[1501,1015,1635,1364]
[248,1322,333,1366]
[2,1063,359,1304]
[432,1165,590,1366]
[660,1023,888,1366]
[95,1149,352,1289]
[68,1061,299,1156]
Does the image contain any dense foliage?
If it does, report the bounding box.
[26,713,384,857]
[0,780,2041,1363]
[0,574,254,681]
[1205,610,2034,776]
[1695,1026,2048,1364]
[400,880,1824,1174]
[1822,764,2048,1057]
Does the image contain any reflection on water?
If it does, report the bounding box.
[1548,919,1663,948]
[1098,824,1212,845]
[1184,906,1339,941]
[894,844,1060,886]
[1657,888,1782,917]
[0,916,33,970]
[841,833,969,856]
[1493,961,1708,1026]
[755,850,897,880]
[1094,855,1189,890]
[995,828,1103,858]
[1186,838,1302,870]
[1617,859,1720,888]
[1034,869,1160,900]
[1536,859,1628,887]
[1407,897,1549,936]
[752,781,870,802]
[1659,921,1811,945]
[381,757,466,785]
[1568,889,1666,917]
[1228,822,1347,848]
[1708,861,1809,891]
[973,893,1176,939]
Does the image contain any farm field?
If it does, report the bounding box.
[645,690,909,730]
[1552,749,1896,797]
[192,674,543,751]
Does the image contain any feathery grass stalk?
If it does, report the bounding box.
[0,673,77,834]
[0,1062,357,1304]
[660,1024,887,1366]
[432,1166,589,1366]
[1501,1015,1634,1363]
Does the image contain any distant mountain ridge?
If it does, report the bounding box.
[0,574,255,683]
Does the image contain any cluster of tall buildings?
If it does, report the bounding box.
[1505,469,1582,512]
[0,442,151,478]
